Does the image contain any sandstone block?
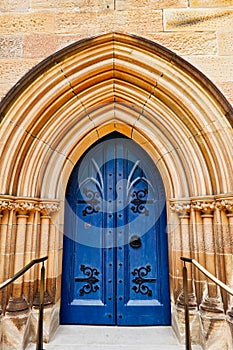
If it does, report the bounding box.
[2,309,31,350]
[0,0,28,12]
[114,10,163,34]
[164,9,233,31]
[147,32,217,55]
[190,0,233,7]
[116,0,188,10]
[56,34,84,51]
[183,56,233,83]
[30,0,114,11]
[200,312,232,350]
[55,10,163,35]
[0,12,54,34]
[217,82,233,107]
[24,34,84,59]
[217,32,233,56]
[54,11,111,34]
[24,34,58,58]
[0,35,23,58]
[0,59,40,84]
[0,83,13,101]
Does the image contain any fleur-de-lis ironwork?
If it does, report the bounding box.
[77,188,101,216]
[75,265,100,296]
[132,265,156,297]
[130,188,154,216]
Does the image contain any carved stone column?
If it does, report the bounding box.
[223,200,233,347]
[198,202,223,310]
[170,201,198,344]
[0,201,14,313]
[0,211,3,343]
[3,201,33,350]
[7,211,30,312]
[31,201,60,343]
[0,196,60,349]
[193,200,228,350]
[227,209,233,317]
[0,211,4,308]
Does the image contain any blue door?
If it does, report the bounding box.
[61,133,170,325]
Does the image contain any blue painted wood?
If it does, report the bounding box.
[61,133,171,325]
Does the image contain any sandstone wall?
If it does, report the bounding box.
[0,0,232,105]
[0,2,233,350]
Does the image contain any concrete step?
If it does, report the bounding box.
[26,325,202,350]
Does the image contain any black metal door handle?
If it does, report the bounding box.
[129,235,142,249]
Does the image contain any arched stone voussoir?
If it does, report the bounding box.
[0,32,233,199]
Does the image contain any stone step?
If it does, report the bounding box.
[26,325,203,350]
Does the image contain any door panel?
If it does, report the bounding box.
[61,133,171,325]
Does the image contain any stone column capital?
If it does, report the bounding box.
[216,199,233,214]
[170,201,191,216]
[0,195,60,215]
[15,200,37,214]
[191,200,215,216]
[0,199,15,212]
[38,201,60,216]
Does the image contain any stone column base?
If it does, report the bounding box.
[200,310,232,350]
[199,295,232,350]
[2,310,31,350]
[30,302,60,344]
[0,309,2,347]
[172,303,201,345]
[227,312,233,349]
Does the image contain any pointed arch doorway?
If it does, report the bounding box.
[61,132,170,326]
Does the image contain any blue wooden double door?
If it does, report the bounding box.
[61,133,170,326]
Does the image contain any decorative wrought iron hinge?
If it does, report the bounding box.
[132,265,156,297]
[75,264,100,296]
[130,188,153,216]
[77,188,101,216]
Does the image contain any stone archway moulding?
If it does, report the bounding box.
[1,32,233,349]
[0,32,233,201]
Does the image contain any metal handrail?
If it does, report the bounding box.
[180,256,233,350]
[0,256,48,350]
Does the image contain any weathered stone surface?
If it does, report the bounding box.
[55,11,114,35]
[114,9,163,34]
[0,0,29,12]
[116,0,188,10]
[183,56,233,83]
[30,0,187,11]
[55,10,163,35]
[148,32,217,55]
[56,34,84,51]
[0,59,40,83]
[2,310,31,350]
[164,9,233,31]
[217,32,233,56]
[0,12,54,34]
[31,304,59,343]
[30,0,114,11]
[24,34,85,58]
[24,34,58,58]
[200,311,232,350]
[217,81,233,106]
[190,0,233,7]
[0,35,23,58]
[173,306,201,344]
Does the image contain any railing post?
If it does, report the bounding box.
[183,260,191,350]
[36,261,45,350]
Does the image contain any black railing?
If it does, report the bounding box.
[0,256,48,350]
[180,256,233,350]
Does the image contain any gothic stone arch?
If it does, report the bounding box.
[0,33,233,349]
